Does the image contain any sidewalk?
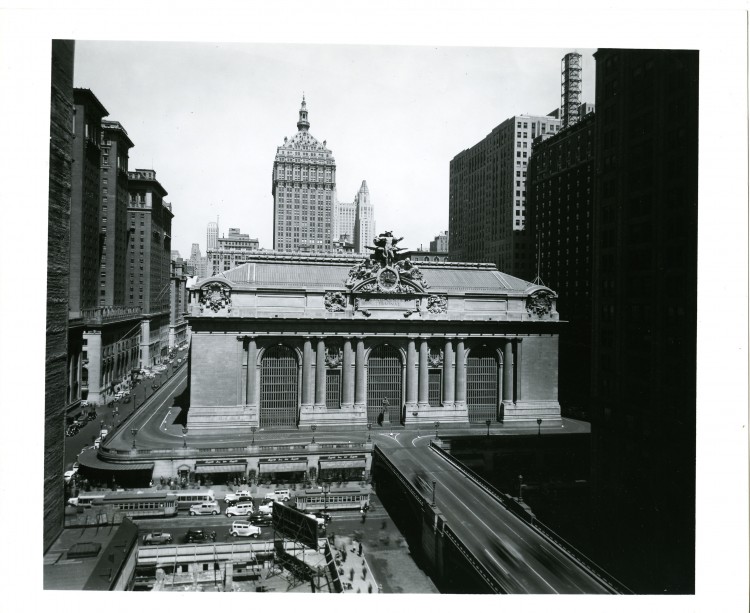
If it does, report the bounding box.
[329,534,379,594]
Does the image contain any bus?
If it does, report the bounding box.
[95,491,178,519]
[174,489,215,511]
[67,493,107,507]
[294,487,371,512]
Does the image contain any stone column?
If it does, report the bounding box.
[515,338,523,401]
[442,338,455,408]
[354,338,366,410]
[418,338,429,409]
[502,339,514,407]
[405,338,418,411]
[454,338,466,409]
[342,338,354,409]
[314,338,326,409]
[245,337,257,407]
[301,337,313,409]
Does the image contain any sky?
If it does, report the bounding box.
[73,42,595,258]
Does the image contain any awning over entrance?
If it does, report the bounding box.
[78,448,154,472]
[259,459,307,473]
[194,461,247,474]
[319,457,367,469]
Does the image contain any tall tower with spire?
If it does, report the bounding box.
[272,96,337,252]
[353,180,375,253]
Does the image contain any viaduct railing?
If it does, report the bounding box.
[428,440,633,595]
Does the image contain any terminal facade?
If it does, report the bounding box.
[186,232,563,435]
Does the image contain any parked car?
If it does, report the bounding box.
[185,528,216,543]
[86,411,97,421]
[143,532,173,545]
[63,469,77,483]
[229,521,261,538]
[257,502,274,515]
[189,501,221,516]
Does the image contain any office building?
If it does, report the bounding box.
[127,169,174,367]
[336,180,376,253]
[207,227,260,275]
[272,97,336,252]
[99,120,133,307]
[590,49,698,593]
[170,257,189,349]
[207,221,219,251]
[430,231,449,253]
[45,39,75,552]
[526,111,596,416]
[449,113,561,279]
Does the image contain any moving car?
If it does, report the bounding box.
[189,501,221,516]
[229,521,261,538]
[143,531,173,545]
[249,512,272,527]
[226,502,255,517]
[185,528,216,543]
[263,489,291,502]
[224,490,253,504]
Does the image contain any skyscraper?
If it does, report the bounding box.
[353,180,375,253]
[590,49,698,593]
[99,120,133,307]
[206,220,219,251]
[449,113,561,278]
[272,97,336,252]
[127,169,173,367]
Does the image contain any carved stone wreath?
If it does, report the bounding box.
[526,290,553,318]
[428,347,444,367]
[426,294,447,314]
[324,291,347,312]
[199,282,231,313]
[325,346,343,368]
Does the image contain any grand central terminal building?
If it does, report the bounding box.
[186,232,562,436]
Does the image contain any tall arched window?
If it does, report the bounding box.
[260,345,298,427]
[367,344,403,425]
[466,346,499,423]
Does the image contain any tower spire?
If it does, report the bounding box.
[297,95,310,131]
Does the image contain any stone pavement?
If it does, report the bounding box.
[329,533,380,594]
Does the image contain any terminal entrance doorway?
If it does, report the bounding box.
[367,344,402,425]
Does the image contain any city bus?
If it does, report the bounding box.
[294,487,371,512]
[67,493,107,507]
[174,489,215,511]
[94,491,178,519]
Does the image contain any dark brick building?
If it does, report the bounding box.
[45,39,75,552]
[526,112,596,417]
[590,49,698,593]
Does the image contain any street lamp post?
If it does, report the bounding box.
[537,418,543,436]
[366,423,372,443]
[485,419,491,436]
[310,424,317,444]
[322,481,330,513]
[182,426,188,449]
[518,474,523,502]
[131,427,138,450]
[251,426,257,446]
[434,421,440,441]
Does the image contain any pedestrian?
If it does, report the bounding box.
[341,549,347,563]
[368,583,373,593]
[381,520,387,530]
[349,568,354,582]
[362,567,367,580]
[361,511,367,524]
[358,542,363,557]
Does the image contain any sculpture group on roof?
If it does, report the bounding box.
[345,231,429,292]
